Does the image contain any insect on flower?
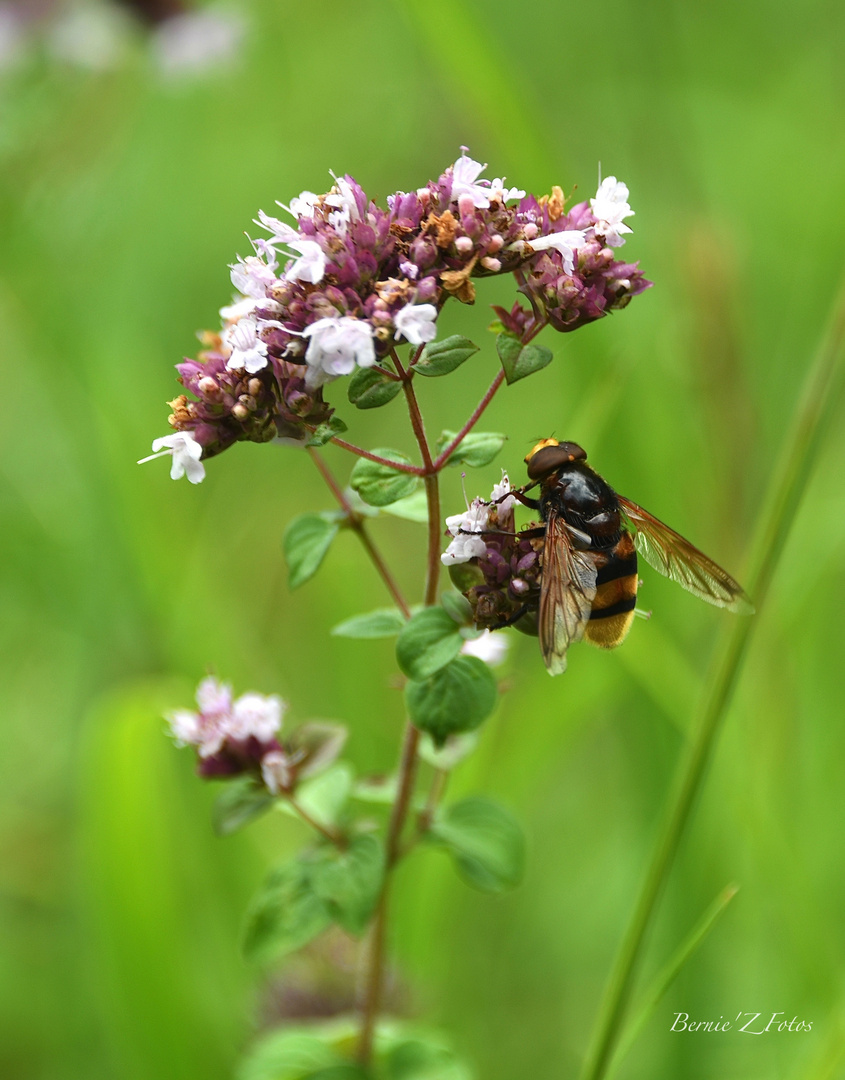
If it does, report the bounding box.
[514,439,754,674]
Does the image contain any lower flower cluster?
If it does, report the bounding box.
[442,474,544,635]
[168,677,346,795]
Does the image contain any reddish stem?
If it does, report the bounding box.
[307,449,411,618]
[326,436,424,475]
[432,368,506,470]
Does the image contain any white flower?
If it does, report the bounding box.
[461,630,510,666]
[167,677,232,756]
[488,178,526,203]
[166,678,285,760]
[230,692,284,742]
[325,175,360,233]
[393,303,438,345]
[219,294,258,323]
[284,239,327,285]
[590,176,634,248]
[224,317,268,373]
[302,316,376,388]
[138,431,205,484]
[196,677,233,718]
[261,750,295,794]
[490,471,516,518]
[168,708,202,747]
[230,253,277,299]
[441,498,490,565]
[255,208,300,245]
[286,191,321,219]
[526,229,587,274]
[450,149,493,209]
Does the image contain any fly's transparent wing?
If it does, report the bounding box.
[538,512,598,675]
[618,496,754,614]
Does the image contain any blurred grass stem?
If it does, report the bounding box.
[580,280,845,1080]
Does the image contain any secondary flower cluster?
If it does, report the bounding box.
[442,474,543,635]
[167,677,345,794]
[140,152,650,481]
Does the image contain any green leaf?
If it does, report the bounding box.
[405,655,498,746]
[331,608,407,639]
[235,1028,344,1080]
[440,590,474,626]
[417,732,479,772]
[428,796,525,893]
[396,608,464,681]
[352,775,400,805]
[347,366,403,409]
[383,1036,473,1080]
[278,763,355,830]
[308,835,385,935]
[380,489,429,523]
[496,333,554,384]
[283,513,340,589]
[413,334,479,377]
[435,430,506,468]
[212,777,274,837]
[350,449,420,508]
[242,860,332,963]
[305,416,348,447]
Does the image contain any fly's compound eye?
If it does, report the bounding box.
[525,441,587,480]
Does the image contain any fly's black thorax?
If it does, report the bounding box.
[539,461,622,550]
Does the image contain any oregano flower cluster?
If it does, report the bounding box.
[139,150,650,482]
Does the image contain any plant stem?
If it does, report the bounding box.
[432,369,506,470]
[285,795,346,847]
[326,435,424,475]
[357,721,421,1065]
[358,345,450,1065]
[579,282,845,1080]
[308,448,412,618]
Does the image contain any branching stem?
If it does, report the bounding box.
[308,448,411,618]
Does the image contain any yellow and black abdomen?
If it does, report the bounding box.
[584,531,638,649]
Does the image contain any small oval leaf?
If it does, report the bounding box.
[380,489,429,523]
[349,449,420,508]
[436,430,506,468]
[332,608,407,639]
[404,655,498,746]
[242,860,331,963]
[347,366,403,409]
[428,796,525,892]
[305,416,348,447]
[283,513,340,589]
[307,835,385,936]
[396,608,464,681]
[496,333,553,384]
[414,334,479,377]
[212,778,274,837]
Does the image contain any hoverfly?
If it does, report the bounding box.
[518,439,753,675]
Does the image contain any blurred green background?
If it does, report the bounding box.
[2,1,845,1077]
